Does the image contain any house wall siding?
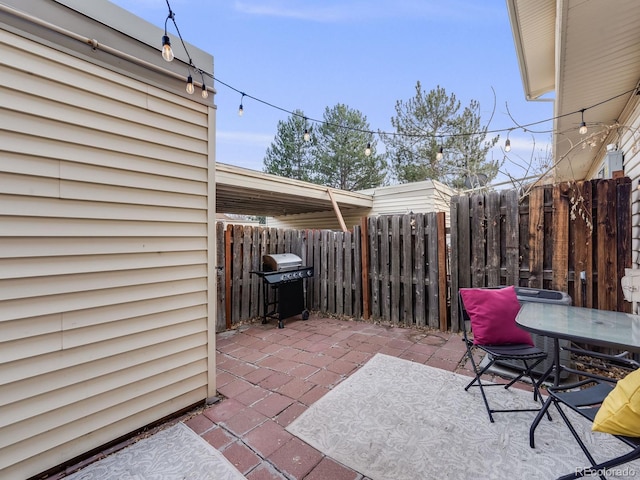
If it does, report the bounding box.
[620,109,640,269]
[0,27,213,479]
[266,208,369,230]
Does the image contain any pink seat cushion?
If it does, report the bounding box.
[460,286,534,346]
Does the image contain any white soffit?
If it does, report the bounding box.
[507,0,556,100]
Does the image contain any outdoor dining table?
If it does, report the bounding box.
[515,302,640,448]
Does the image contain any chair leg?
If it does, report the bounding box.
[523,360,552,422]
[554,403,601,465]
[552,403,607,480]
[498,358,551,421]
[463,347,496,423]
[464,346,553,423]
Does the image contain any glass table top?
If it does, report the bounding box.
[516,302,640,352]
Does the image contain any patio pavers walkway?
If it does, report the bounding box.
[182,314,491,480]
[49,313,533,480]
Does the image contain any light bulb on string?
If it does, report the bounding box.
[579,109,588,135]
[161,11,175,62]
[238,93,245,116]
[436,146,444,161]
[504,138,511,152]
[161,35,174,62]
[303,129,310,142]
[200,72,208,99]
[186,74,194,95]
[365,143,371,157]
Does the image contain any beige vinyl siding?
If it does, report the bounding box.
[266,208,370,230]
[362,180,456,219]
[0,24,214,479]
[618,107,640,270]
[267,180,457,230]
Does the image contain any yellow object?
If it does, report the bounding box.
[593,369,640,437]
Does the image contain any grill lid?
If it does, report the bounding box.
[263,253,303,271]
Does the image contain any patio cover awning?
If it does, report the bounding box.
[215,163,374,217]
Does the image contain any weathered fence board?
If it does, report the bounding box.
[215,222,226,332]
[401,215,413,327]
[426,213,440,329]
[369,218,380,320]
[354,224,363,319]
[414,214,426,327]
[551,184,570,291]
[527,187,544,289]
[504,189,520,286]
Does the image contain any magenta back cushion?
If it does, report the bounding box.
[460,286,534,346]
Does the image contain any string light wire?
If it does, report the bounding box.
[162,0,640,144]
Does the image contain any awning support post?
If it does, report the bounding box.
[327,188,348,232]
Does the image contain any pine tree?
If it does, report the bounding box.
[382,82,499,187]
[263,110,315,182]
[313,104,386,191]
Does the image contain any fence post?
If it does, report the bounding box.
[437,212,447,331]
[360,217,370,320]
[224,224,232,329]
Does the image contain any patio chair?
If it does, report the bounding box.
[459,286,549,422]
[543,377,640,480]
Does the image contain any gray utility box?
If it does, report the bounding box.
[495,287,573,380]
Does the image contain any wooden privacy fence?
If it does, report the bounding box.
[450,177,632,332]
[217,177,631,333]
[367,213,447,330]
[216,223,365,331]
[217,212,448,331]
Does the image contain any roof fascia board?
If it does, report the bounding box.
[506,0,534,100]
[506,0,556,100]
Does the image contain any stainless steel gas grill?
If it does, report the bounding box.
[251,253,313,328]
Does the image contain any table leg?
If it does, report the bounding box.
[530,338,562,448]
[530,396,553,448]
[552,337,561,387]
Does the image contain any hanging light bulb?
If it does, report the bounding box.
[436,146,444,161]
[304,129,310,142]
[238,94,245,116]
[505,138,511,152]
[579,122,588,135]
[200,72,209,99]
[365,142,371,157]
[579,109,588,135]
[186,74,194,95]
[161,35,174,62]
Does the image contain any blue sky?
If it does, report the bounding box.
[108,0,554,185]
